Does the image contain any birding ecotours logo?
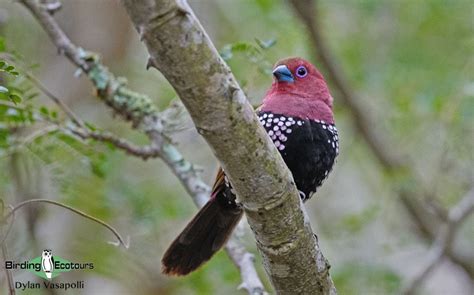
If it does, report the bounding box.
[5,249,94,280]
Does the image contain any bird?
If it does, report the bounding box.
[162,57,339,276]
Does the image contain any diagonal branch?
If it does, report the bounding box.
[122,0,336,294]
[18,0,266,293]
[402,188,474,294]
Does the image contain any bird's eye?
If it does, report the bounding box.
[296,66,308,78]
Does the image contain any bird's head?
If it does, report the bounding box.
[262,57,334,123]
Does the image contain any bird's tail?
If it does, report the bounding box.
[45,271,52,279]
[161,194,243,276]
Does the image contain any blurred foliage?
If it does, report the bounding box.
[0,0,473,294]
[333,263,401,295]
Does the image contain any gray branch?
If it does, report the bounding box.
[19,0,266,293]
[402,188,474,294]
[121,0,336,294]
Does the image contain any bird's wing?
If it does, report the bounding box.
[210,167,226,199]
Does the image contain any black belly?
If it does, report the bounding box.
[257,111,339,201]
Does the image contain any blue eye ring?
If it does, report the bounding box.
[295,66,308,78]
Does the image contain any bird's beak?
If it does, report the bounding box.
[272,65,294,83]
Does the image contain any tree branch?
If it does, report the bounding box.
[402,188,474,294]
[2,198,129,248]
[68,127,162,160]
[18,0,266,292]
[122,0,336,293]
[288,0,474,278]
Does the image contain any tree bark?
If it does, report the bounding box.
[121,0,336,294]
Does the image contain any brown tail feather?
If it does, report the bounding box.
[161,196,243,276]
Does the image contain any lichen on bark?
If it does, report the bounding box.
[122,0,337,293]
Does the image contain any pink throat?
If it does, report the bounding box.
[261,92,335,124]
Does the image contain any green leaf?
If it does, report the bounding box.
[26,92,39,100]
[0,37,5,52]
[89,152,108,179]
[219,41,262,62]
[9,94,22,104]
[255,38,277,49]
[5,65,14,72]
[40,106,49,117]
[85,122,97,131]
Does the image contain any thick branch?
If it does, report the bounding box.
[289,0,474,278]
[122,0,336,293]
[19,0,265,292]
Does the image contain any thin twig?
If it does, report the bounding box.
[67,127,161,160]
[2,199,129,249]
[21,125,59,145]
[449,187,474,226]
[22,70,86,128]
[18,0,266,292]
[1,53,86,129]
[0,206,15,247]
[20,0,89,71]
